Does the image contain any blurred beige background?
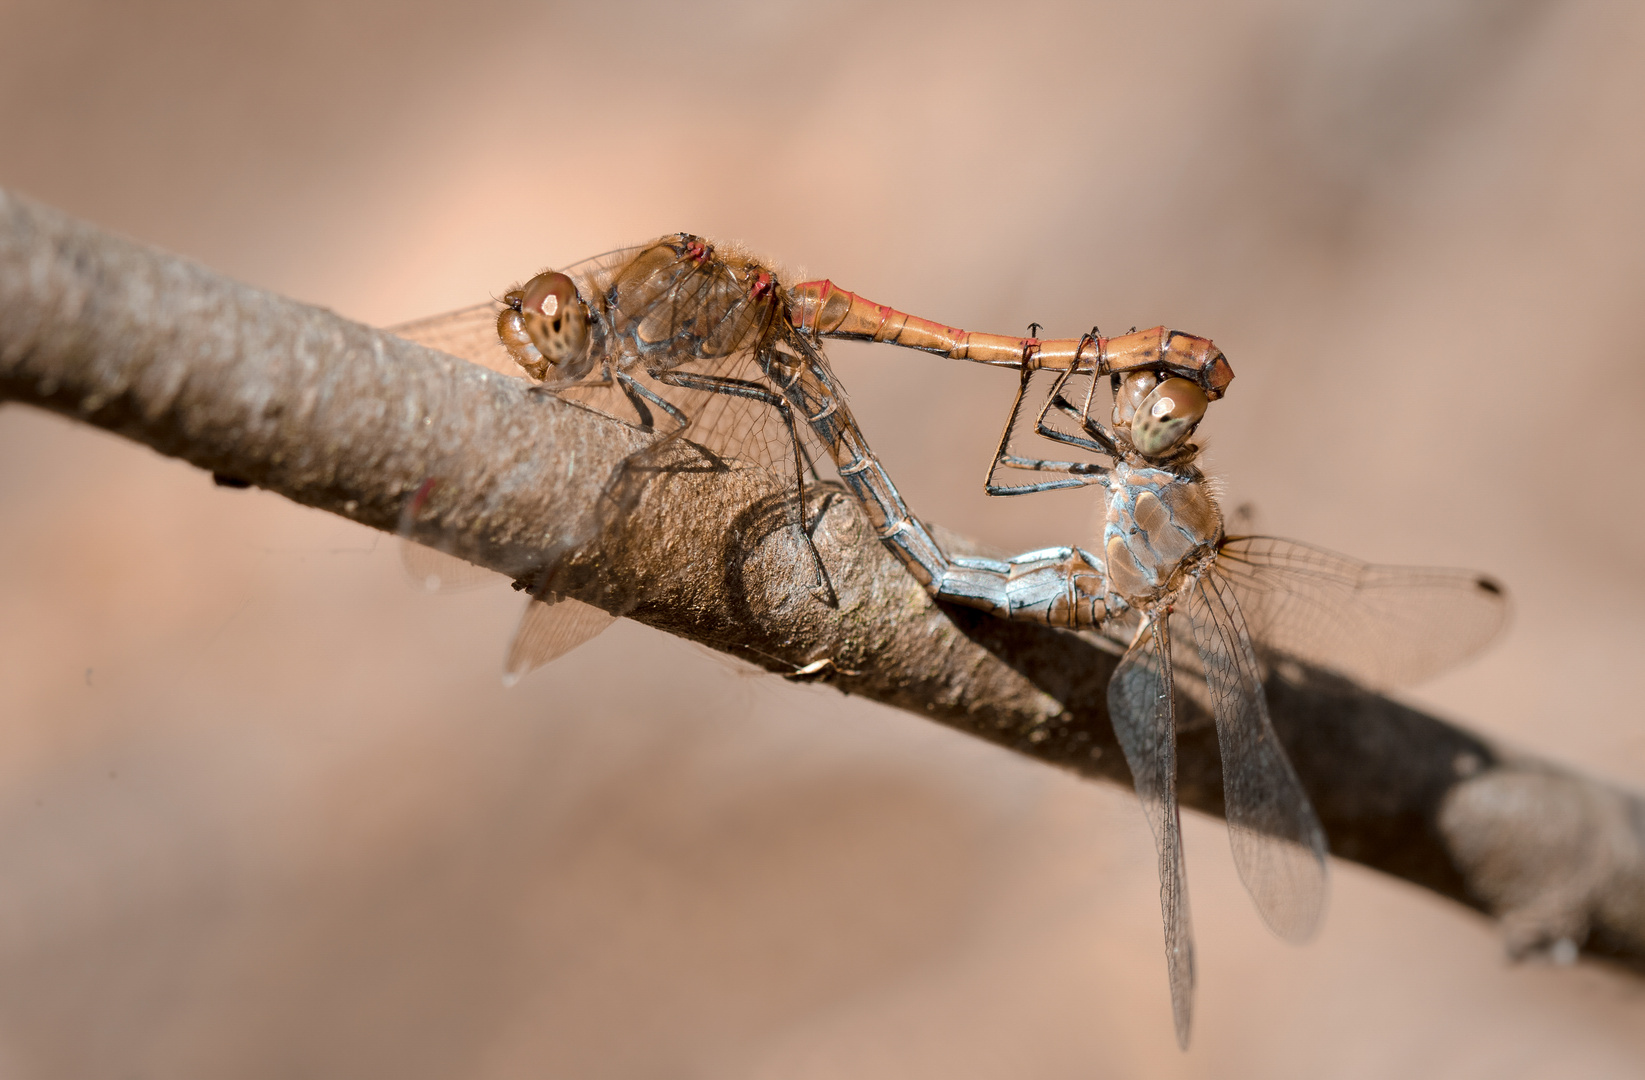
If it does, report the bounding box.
[3,0,1644,1076]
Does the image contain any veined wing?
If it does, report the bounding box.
[400,539,507,593]
[393,475,619,683]
[1189,572,1329,943]
[391,302,521,378]
[503,595,616,686]
[1215,536,1508,691]
[1108,614,1195,1049]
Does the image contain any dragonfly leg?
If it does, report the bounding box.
[573,371,701,525]
[1055,397,1127,455]
[651,368,836,604]
[987,471,1102,495]
[613,371,691,433]
[985,367,1113,495]
[1034,366,1123,456]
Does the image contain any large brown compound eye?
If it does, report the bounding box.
[1113,370,1159,427]
[518,271,590,367]
[1131,377,1208,457]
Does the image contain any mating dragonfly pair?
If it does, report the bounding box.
[393,234,1507,1048]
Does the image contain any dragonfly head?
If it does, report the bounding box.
[1112,373,1210,460]
[498,271,595,383]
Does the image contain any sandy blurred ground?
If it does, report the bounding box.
[2,0,1644,1076]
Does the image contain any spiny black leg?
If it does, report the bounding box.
[984,367,1035,495]
[619,381,656,430]
[1034,366,1122,456]
[985,368,1104,493]
[988,474,1101,495]
[615,371,691,433]
[777,392,837,606]
[999,454,1107,474]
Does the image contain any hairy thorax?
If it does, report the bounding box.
[1103,461,1223,605]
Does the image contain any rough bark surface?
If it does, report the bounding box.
[3,189,1641,973]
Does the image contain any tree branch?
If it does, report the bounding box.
[3,188,1641,971]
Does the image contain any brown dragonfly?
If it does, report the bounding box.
[392,234,1508,1047]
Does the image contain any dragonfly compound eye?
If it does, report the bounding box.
[1113,371,1159,428]
[1131,377,1208,457]
[498,271,592,382]
[520,271,590,364]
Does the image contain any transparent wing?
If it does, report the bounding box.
[503,595,617,686]
[1108,614,1195,1049]
[385,241,651,378]
[390,282,620,682]
[1215,536,1509,690]
[400,540,506,593]
[1189,572,1329,943]
[390,302,522,378]
[392,475,510,592]
[386,243,652,376]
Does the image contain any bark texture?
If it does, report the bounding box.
[3,189,1641,972]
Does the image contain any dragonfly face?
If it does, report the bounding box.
[1111,371,1210,459]
[499,271,596,384]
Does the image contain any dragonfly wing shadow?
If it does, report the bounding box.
[714,482,847,628]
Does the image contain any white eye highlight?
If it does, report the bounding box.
[1132,377,1208,457]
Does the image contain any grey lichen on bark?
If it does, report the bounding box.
[2,188,1641,974]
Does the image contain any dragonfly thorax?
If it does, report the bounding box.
[1103,461,1223,604]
